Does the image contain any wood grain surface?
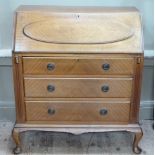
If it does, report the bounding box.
[23,56,134,75]
[24,78,133,98]
[12,55,26,123]
[129,56,144,123]
[23,19,134,44]
[25,101,130,123]
[14,6,143,53]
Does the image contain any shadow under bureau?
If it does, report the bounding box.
[12,5,144,154]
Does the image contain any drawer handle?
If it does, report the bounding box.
[48,108,55,115]
[101,85,109,92]
[47,63,55,71]
[102,63,110,70]
[47,85,55,92]
[100,109,108,116]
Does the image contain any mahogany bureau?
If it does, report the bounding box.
[12,6,144,154]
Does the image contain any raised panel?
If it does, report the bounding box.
[23,20,134,44]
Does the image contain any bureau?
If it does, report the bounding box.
[12,6,144,154]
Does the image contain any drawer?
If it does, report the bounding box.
[25,101,130,123]
[23,57,134,75]
[24,78,133,98]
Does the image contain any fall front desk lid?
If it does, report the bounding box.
[14,6,143,53]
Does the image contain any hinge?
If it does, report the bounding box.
[15,56,19,64]
[137,57,141,64]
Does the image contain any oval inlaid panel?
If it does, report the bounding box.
[23,19,134,44]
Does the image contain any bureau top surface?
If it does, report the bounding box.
[16,5,139,13]
[14,5,143,54]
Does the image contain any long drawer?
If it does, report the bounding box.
[23,57,134,75]
[24,78,133,98]
[25,100,130,123]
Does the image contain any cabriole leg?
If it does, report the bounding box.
[133,128,143,154]
[12,128,22,154]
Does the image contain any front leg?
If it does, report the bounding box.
[133,128,143,154]
[12,128,22,154]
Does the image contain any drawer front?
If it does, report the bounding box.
[23,57,134,75]
[24,78,132,98]
[26,101,130,123]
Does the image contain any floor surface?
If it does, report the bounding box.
[0,120,153,155]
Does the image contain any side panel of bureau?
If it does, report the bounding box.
[13,55,26,123]
[129,55,144,123]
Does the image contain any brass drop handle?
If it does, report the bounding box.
[102,63,110,70]
[48,108,55,115]
[101,85,109,92]
[100,109,108,116]
[47,85,55,92]
[47,63,55,71]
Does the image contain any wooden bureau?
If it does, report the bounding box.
[12,6,144,154]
